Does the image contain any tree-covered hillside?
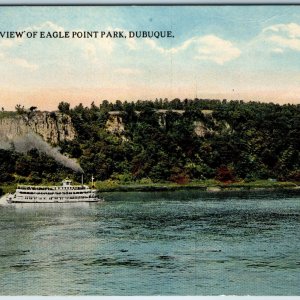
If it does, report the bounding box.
[1,98,300,189]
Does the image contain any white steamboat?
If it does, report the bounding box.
[4,178,102,204]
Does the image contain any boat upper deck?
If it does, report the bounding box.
[16,178,96,192]
[17,185,91,191]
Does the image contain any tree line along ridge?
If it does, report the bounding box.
[0,98,299,191]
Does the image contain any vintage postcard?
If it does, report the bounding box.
[0,3,299,297]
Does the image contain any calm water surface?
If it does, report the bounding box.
[0,189,299,295]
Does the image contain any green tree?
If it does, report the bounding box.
[58,101,70,114]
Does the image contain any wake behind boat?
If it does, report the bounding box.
[2,178,103,204]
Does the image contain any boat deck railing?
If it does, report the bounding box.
[17,185,92,190]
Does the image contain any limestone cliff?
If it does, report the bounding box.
[106,112,125,135]
[0,111,76,144]
[105,109,229,137]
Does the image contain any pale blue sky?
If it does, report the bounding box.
[0,5,300,110]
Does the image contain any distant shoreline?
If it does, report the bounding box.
[1,180,299,196]
[95,180,300,193]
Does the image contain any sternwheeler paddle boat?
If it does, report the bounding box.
[2,177,103,204]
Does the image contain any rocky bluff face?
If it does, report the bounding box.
[27,111,76,144]
[0,111,76,145]
[105,109,227,138]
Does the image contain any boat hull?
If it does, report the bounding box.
[10,198,103,203]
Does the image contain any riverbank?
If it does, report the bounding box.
[95,179,300,192]
[1,180,299,196]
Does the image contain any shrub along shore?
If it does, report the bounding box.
[1,179,300,196]
[94,179,300,192]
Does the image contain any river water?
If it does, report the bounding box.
[0,189,299,295]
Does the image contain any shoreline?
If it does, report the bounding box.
[96,181,300,193]
[1,180,299,196]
